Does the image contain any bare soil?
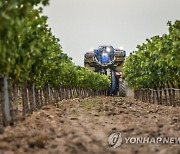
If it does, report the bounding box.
[0,96,180,154]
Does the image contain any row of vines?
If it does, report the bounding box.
[123,20,180,106]
[0,0,110,129]
[0,0,110,90]
[124,20,180,89]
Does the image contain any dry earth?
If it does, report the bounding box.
[0,96,180,154]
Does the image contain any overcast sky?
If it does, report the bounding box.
[43,0,180,66]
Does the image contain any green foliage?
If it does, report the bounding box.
[124,20,180,89]
[0,0,110,91]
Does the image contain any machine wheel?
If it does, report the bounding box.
[119,79,126,97]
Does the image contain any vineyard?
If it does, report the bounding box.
[0,1,180,154]
[124,20,180,89]
[0,0,110,127]
[123,20,180,107]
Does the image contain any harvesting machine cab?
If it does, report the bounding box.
[84,45,126,96]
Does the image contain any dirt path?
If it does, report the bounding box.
[0,96,180,154]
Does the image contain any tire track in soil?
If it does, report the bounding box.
[0,96,180,154]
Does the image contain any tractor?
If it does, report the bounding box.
[84,45,126,96]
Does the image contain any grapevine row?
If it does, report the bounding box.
[0,0,110,91]
[124,20,180,90]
